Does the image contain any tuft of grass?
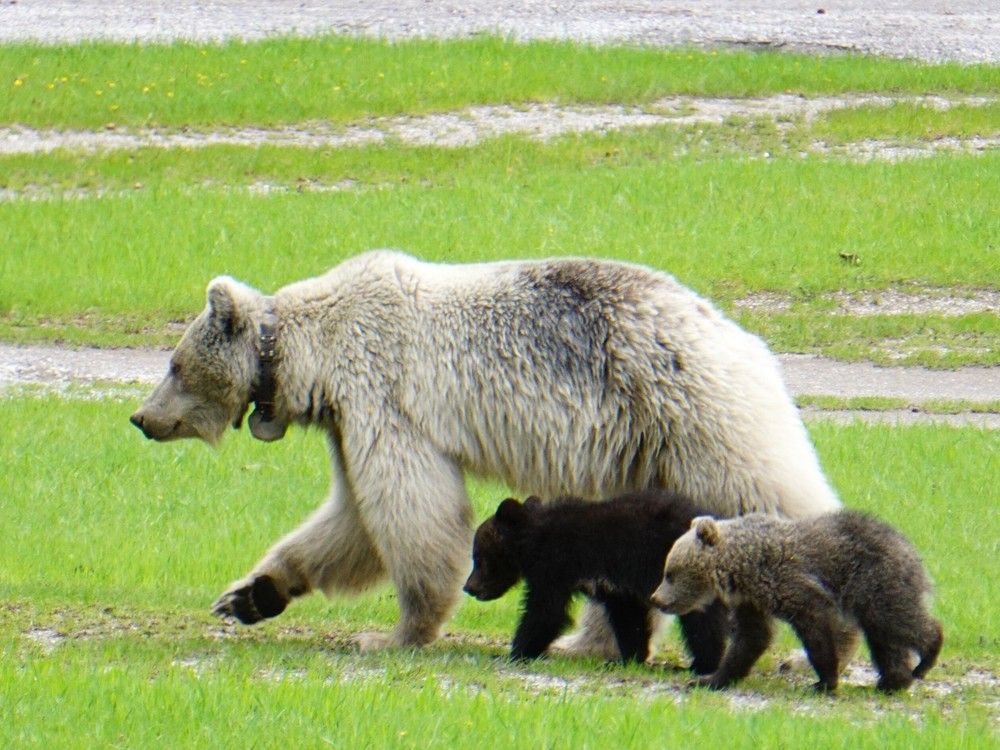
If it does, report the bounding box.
[796,395,1000,414]
[3,36,1000,129]
[813,101,1000,142]
[740,311,1000,368]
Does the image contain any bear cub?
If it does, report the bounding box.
[464,489,729,671]
[651,510,943,693]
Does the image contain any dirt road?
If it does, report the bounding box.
[2,1,999,64]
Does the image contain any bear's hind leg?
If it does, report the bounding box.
[913,618,943,680]
[678,599,729,675]
[867,637,916,693]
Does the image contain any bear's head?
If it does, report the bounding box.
[130,276,277,445]
[463,496,542,601]
[650,516,721,615]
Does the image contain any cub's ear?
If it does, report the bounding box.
[495,498,529,529]
[692,516,720,547]
[523,495,543,511]
[206,276,261,337]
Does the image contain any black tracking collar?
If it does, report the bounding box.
[252,306,279,423]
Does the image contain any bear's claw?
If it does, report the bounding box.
[211,574,288,624]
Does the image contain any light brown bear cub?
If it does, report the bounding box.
[651,510,943,693]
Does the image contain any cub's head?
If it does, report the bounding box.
[463,496,541,601]
[650,516,721,615]
[130,276,266,445]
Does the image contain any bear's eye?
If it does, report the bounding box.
[169,361,183,378]
[664,572,674,584]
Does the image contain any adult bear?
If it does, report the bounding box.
[130,250,840,652]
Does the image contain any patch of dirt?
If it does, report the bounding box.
[0,95,996,164]
[734,288,1000,317]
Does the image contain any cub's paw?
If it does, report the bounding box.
[212,574,288,624]
[689,673,728,691]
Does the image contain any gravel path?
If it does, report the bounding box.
[2,1,999,65]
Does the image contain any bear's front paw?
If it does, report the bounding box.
[212,574,288,624]
[351,631,395,652]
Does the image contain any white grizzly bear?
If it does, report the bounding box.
[651,512,943,692]
[130,250,840,651]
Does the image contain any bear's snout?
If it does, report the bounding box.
[129,411,149,435]
[462,577,480,599]
[129,411,156,439]
[130,407,185,441]
[650,585,675,613]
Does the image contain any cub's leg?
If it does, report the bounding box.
[678,599,729,675]
[212,439,383,624]
[511,587,574,660]
[698,603,773,690]
[867,636,916,692]
[601,595,653,663]
[913,618,944,680]
[787,609,842,692]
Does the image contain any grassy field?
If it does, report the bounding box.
[2,134,998,363]
[1,38,998,365]
[4,37,1000,129]
[2,395,998,747]
[2,33,998,748]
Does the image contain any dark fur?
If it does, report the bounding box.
[464,489,729,671]
[653,510,944,692]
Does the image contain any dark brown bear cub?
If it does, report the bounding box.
[651,511,944,693]
[463,490,729,671]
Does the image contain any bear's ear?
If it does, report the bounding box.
[206,276,259,337]
[495,498,529,530]
[692,516,720,547]
[523,495,543,511]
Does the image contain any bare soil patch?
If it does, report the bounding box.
[735,288,1000,317]
[1,95,996,165]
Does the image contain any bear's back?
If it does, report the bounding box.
[521,490,714,596]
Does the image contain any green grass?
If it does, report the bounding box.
[1,134,998,352]
[814,101,1000,141]
[1,395,998,747]
[796,395,1000,414]
[3,36,1000,129]
[1,37,997,362]
[738,310,1000,367]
